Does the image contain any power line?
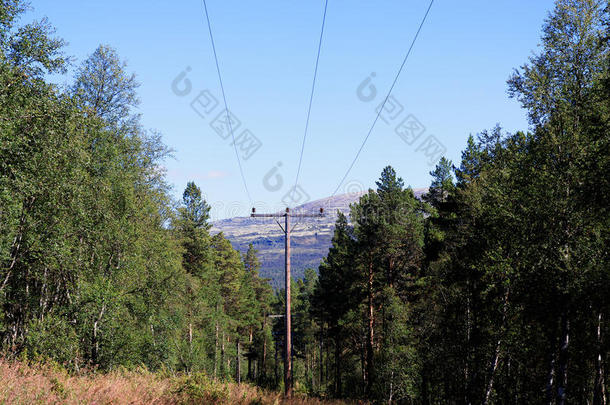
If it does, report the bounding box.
[331,0,435,198]
[293,0,330,196]
[200,0,254,206]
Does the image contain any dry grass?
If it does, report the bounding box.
[0,358,360,405]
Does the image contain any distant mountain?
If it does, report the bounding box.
[211,188,428,289]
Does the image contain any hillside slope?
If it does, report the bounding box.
[212,189,428,288]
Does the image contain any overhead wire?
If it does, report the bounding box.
[200,0,254,207]
[330,0,435,198]
[292,0,330,201]
[199,0,434,207]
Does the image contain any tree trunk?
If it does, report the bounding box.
[236,338,241,383]
[1,197,32,293]
[188,322,193,356]
[594,312,606,405]
[483,338,502,405]
[92,304,106,365]
[361,337,366,393]
[388,370,394,404]
[320,333,324,388]
[546,355,556,405]
[227,335,231,375]
[335,336,342,397]
[326,334,331,388]
[261,318,267,382]
[214,318,219,378]
[366,260,375,395]
[274,339,279,386]
[465,289,472,405]
[483,289,509,405]
[557,312,569,405]
[221,331,225,378]
[38,267,48,321]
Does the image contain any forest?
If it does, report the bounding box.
[1,0,609,404]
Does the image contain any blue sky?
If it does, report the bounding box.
[29,0,555,219]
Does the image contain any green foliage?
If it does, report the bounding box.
[311,166,427,400]
[174,373,230,403]
[25,315,80,367]
[72,44,139,126]
[2,1,610,404]
[0,0,68,78]
[372,288,419,402]
[508,0,607,125]
[0,3,274,385]
[307,1,610,403]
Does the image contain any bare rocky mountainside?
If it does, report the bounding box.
[212,188,428,288]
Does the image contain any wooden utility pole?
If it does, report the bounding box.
[251,207,324,397]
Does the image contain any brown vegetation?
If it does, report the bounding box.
[0,358,359,405]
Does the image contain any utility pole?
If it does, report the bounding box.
[251,207,324,397]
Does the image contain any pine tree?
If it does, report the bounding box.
[423,157,454,209]
[312,212,356,396]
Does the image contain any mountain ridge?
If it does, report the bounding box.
[212,188,428,288]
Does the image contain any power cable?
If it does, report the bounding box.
[200,0,254,206]
[293,0,330,197]
[330,0,435,198]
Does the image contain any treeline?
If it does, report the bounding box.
[2,0,610,404]
[289,0,610,403]
[0,0,279,383]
